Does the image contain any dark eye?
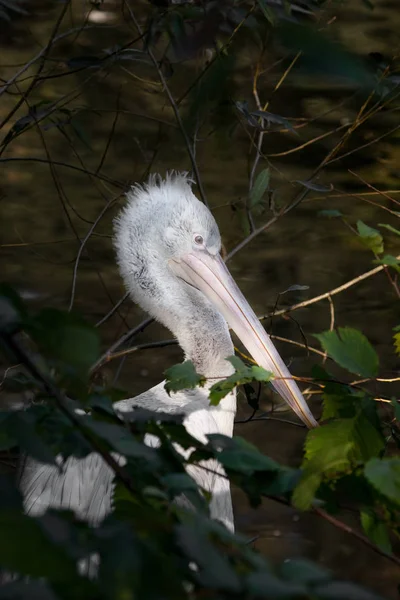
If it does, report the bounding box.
[194,234,204,245]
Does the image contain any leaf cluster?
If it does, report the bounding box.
[0,287,395,599]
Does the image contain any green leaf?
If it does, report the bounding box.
[0,512,79,581]
[356,220,384,254]
[391,398,400,420]
[249,168,270,209]
[256,0,276,25]
[379,223,400,237]
[164,360,206,394]
[314,327,379,377]
[296,181,333,193]
[82,417,159,463]
[313,581,385,600]
[373,254,400,273]
[393,332,400,355]
[318,209,342,218]
[280,558,331,585]
[209,356,272,405]
[277,23,376,89]
[246,571,306,598]
[176,519,241,592]
[293,414,384,510]
[0,411,56,465]
[215,436,280,475]
[360,507,392,553]
[28,309,100,376]
[364,457,400,506]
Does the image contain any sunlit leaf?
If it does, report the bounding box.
[364,457,400,506]
[394,332,400,356]
[373,254,400,273]
[357,221,384,254]
[293,414,384,510]
[209,356,272,405]
[379,223,400,237]
[314,327,379,377]
[164,360,206,395]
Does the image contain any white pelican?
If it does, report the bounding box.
[20,173,317,531]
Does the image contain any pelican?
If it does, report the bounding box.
[20,173,317,531]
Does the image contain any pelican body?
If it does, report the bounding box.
[20,173,317,531]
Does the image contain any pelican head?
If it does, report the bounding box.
[114,172,317,429]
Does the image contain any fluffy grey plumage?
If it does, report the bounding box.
[20,173,237,530]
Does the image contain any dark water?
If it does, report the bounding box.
[1,0,400,596]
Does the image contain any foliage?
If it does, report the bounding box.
[314,327,379,377]
[0,283,396,598]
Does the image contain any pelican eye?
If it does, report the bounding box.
[194,234,204,246]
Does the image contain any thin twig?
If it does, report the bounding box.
[313,506,400,568]
[0,0,71,134]
[90,317,154,374]
[258,256,400,320]
[69,192,122,311]
[123,0,208,207]
[96,292,130,327]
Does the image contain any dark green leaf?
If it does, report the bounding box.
[277,23,376,88]
[314,581,385,600]
[246,571,306,598]
[0,512,79,580]
[256,0,277,25]
[314,327,379,377]
[318,209,342,218]
[357,221,384,254]
[28,309,100,376]
[251,110,298,134]
[0,582,58,600]
[250,168,270,209]
[176,519,241,591]
[296,181,333,192]
[280,558,331,584]
[360,507,392,553]
[216,436,280,474]
[280,284,309,294]
[364,457,400,506]
[81,418,159,463]
[0,411,56,464]
[164,360,206,394]
[66,56,103,69]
